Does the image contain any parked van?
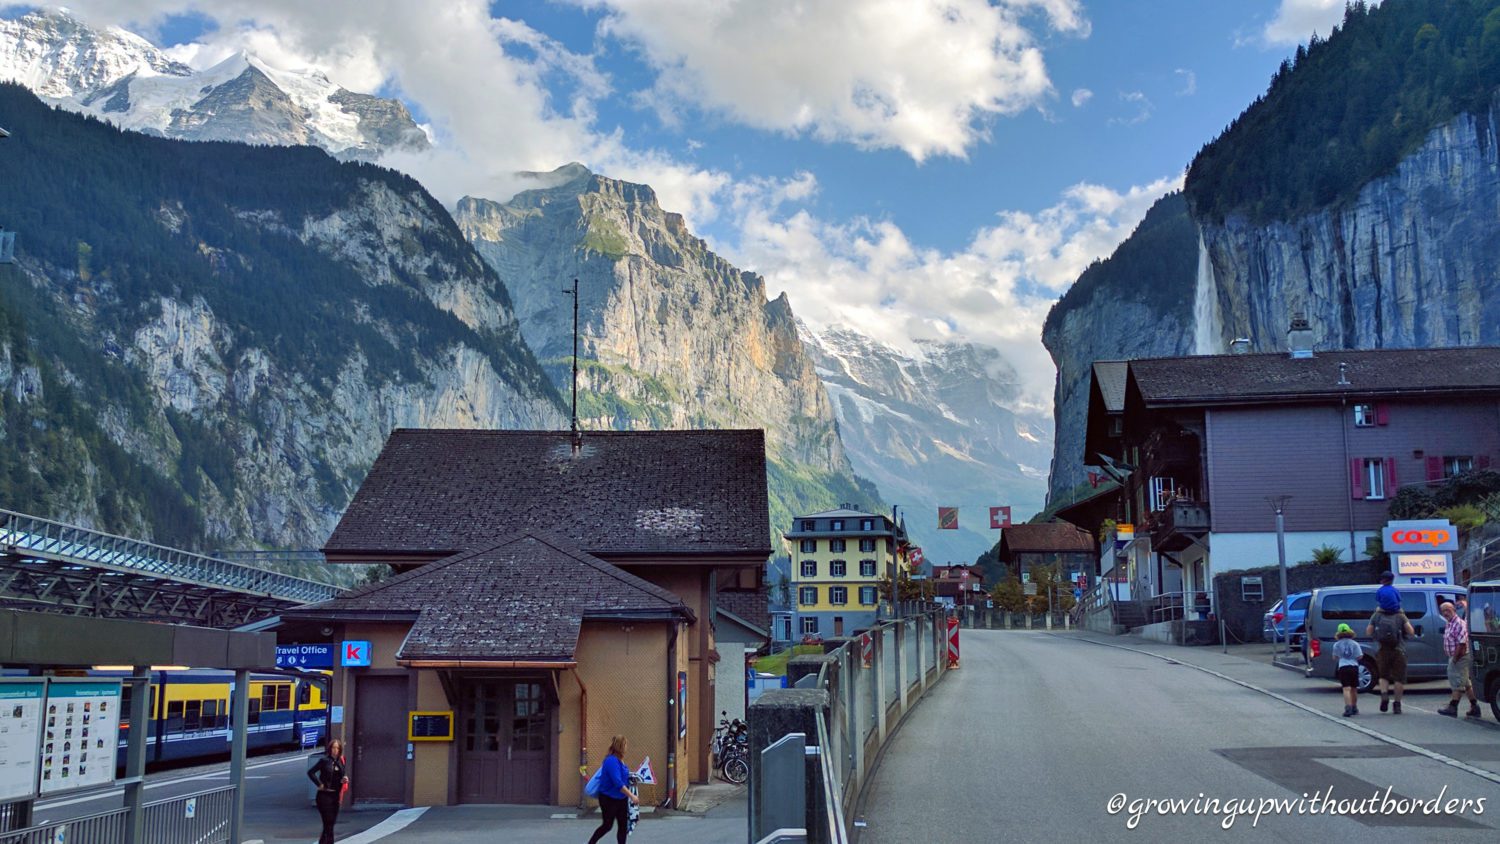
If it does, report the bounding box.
[1469,580,1500,720]
[1303,583,1467,693]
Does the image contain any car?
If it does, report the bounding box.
[1469,580,1500,721]
[1303,583,1467,693]
[1262,591,1311,646]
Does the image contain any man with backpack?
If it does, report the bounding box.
[1365,571,1415,714]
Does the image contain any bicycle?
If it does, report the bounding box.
[711,714,750,784]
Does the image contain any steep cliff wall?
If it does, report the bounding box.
[456,165,878,536]
[0,84,562,559]
[1042,193,1198,501]
[1196,91,1500,354]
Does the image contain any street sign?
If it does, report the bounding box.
[341,641,372,667]
[1023,582,1038,596]
[275,644,334,669]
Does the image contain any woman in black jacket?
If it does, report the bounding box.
[307,739,349,844]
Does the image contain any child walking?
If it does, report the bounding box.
[1332,623,1363,717]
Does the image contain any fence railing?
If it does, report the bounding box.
[0,785,236,844]
[0,508,337,602]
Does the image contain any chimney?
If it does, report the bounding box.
[1287,313,1314,359]
[1229,338,1252,355]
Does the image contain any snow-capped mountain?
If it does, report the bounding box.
[0,8,429,160]
[801,324,1054,565]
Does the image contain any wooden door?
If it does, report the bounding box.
[459,681,550,803]
[353,676,407,805]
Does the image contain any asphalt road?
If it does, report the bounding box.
[856,629,1500,843]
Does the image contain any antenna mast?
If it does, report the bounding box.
[566,278,579,435]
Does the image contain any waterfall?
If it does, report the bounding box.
[1192,231,1220,355]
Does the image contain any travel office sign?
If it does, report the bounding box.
[1384,519,1458,585]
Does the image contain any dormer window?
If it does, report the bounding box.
[830,519,845,531]
[800,520,816,531]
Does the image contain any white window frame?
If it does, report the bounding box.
[859,538,876,552]
[830,560,847,577]
[1444,456,1474,479]
[1353,404,1376,427]
[800,539,816,553]
[1149,476,1175,512]
[860,559,877,578]
[800,617,819,634]
[800,560,817,578]
[860,586,878,605]
[830,539,846,553]
[800,520,816,532]
[1364,458,1387,500]
[830,586,848,605]
[799,586,819,605]
[860,519,874,531]
[830,519,845,531]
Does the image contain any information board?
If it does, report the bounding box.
[40,680,123,794]
[275,644,334,669]
[0,680,44,801]
[407,711,453,741]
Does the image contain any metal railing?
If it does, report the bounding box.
[0,508,337,603]
[1148,590,1211,622]
[0,785,236,844]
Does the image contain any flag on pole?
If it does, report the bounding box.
[989,506,1012,530]
[938,507,959,530]
[635,756,656,784]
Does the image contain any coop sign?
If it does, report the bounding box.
[1383,519,1458,552]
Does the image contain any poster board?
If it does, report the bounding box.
[40,679,123,794]
[0,680,45,801]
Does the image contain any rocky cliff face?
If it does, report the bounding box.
[0,84,561,561]
[0,9,429,160]
[1043,193,1199,501]
[803,325,1053,564]
[1195,91,1500,355]
[455,164,879,534]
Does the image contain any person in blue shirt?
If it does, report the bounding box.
[588,734,638,844]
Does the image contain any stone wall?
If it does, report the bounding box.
[1213,559,1385,643]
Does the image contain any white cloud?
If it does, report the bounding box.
[1070,88,1093,107]
[578,0,1089,162]
[1108,90,1152,126]
[724,174,1181,410]
[1174,68,1196,96]
[1261,0,1378,47]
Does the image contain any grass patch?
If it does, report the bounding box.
[752,644,824,677]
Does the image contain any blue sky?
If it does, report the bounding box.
[36,0,1347,407]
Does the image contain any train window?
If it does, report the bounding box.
[184,700,202,731]
[166,701,183,723]
[275,685,291,710]
[202,700,219,729]
[260,685,276,711]
[152,687,159,718]
[248,699,261,726]
[298,684,312,706]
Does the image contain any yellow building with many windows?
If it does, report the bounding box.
[783,507,908,638]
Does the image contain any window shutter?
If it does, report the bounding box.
[1375,404,1390,425]
[1481,455,1492,471]
[1350,458,1365,499]
[1426,456,1443,482]
[1385,456,1398,491]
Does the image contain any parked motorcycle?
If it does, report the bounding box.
[711,711,750,785]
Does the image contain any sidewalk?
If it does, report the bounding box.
[371,787,748,843]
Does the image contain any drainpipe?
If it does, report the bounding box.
[569,668,588,810]
[665,622,678,808]
[1341,396,1357,563]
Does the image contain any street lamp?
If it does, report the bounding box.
[1267,496,1293,656]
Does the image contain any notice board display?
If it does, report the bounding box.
[0,680,45,801]
[407,711,453,741]
[40,680,123,794]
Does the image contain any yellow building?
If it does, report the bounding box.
[783,507,908,638]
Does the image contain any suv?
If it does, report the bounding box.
[1469,581,1500,721]
[1303,583,1466,693]
[1263,591,1311,646]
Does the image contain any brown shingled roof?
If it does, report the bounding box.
[324,429,772,558]
[1129,347,1500,406]
[285,533,690,662]
[998,522,1095,555]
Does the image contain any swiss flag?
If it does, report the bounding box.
[989,506,1012,530]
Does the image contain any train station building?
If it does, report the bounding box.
[277,429,771,808]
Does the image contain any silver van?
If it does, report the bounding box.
[1302,583,1467,693]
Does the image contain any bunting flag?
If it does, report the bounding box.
[1088,471,1102,488]
[909,547,925,566]
[938,507,959,530]
[635,756,656,784]
[989,506,1012,530]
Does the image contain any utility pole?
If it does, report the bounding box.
[562,278,580,436]
[1268,496,1293,656]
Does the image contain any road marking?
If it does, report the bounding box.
[1059,633,1500,788]
[34,754,307,811]
[336,807,428,843]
